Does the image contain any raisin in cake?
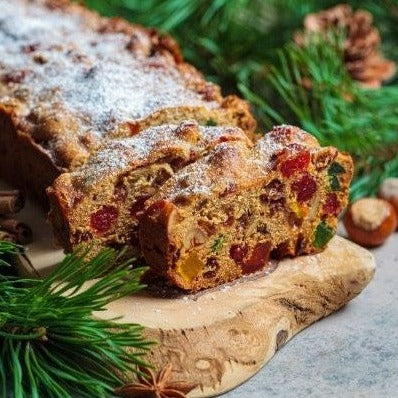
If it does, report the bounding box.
[47,121,252,255]
[139,125,354,291]
[0,0,255,202]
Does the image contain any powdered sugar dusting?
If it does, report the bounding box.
[71,122,247,189]
[154,142,252,201]
[0,0,220,164]
[153,126,318,204]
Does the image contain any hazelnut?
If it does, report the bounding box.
[183,227,208,248]
[378,178,398,220]
[344,198,397,247]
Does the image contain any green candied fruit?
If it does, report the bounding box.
[329,175,341,191]
[206,119,218,126]
[328,162,345,191]
[313,221,335,249]
[211,234,225,253]
[328,162,346,175]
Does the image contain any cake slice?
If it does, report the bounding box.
[47,121,252,255]
[0,0,255,203]
[139,125,354,291]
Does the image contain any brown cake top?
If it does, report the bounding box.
[148,125,323,202]
[61,121,251,192]
[0,0,231,167]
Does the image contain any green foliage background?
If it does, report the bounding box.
[84,0,398,198]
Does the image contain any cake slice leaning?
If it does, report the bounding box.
[47,121,252,255]
[139,125,354,291]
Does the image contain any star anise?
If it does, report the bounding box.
[115,363,198,398]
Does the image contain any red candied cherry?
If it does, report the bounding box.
[242,242,271,274]
[323,193,341,216]
[229,244,248,264]
[90,206,118,233]
[127,121,140,135]
[280,151,311,178]
[291,173,317,203]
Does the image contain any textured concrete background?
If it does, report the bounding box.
[226,233,398,398]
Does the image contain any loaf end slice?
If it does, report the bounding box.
[139,125,354,291]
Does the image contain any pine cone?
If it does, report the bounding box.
[300,4,395,88]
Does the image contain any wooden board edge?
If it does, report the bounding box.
[113,238,375,397]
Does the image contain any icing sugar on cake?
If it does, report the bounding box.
[69,123,249,190]
[0,0,223,166]
[0,0,217,126]
[152,125,320,202]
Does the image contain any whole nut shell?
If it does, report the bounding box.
[344,197,397,247]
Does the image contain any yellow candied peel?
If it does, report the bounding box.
[177,251,204,282]
[288,200,308,218]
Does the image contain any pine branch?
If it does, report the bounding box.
[0,243,152,398]
[84,0,398,89]
[0,241,22,267]
[350,155,398,200]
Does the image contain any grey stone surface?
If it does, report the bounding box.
[224,234,398,398]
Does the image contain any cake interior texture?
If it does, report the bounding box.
[139,126,353,291]
[47,121,251,255]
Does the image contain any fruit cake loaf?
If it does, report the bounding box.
[47,121,252,255]
[0,0,255,203]
[139,125,354,291]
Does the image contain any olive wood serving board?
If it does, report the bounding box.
[7,181,375,398]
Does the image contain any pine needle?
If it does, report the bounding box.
[0,243,152,398]
[0,241,22,266]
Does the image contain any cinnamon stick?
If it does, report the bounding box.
[0,218,33,244]
[0,190,25,215]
